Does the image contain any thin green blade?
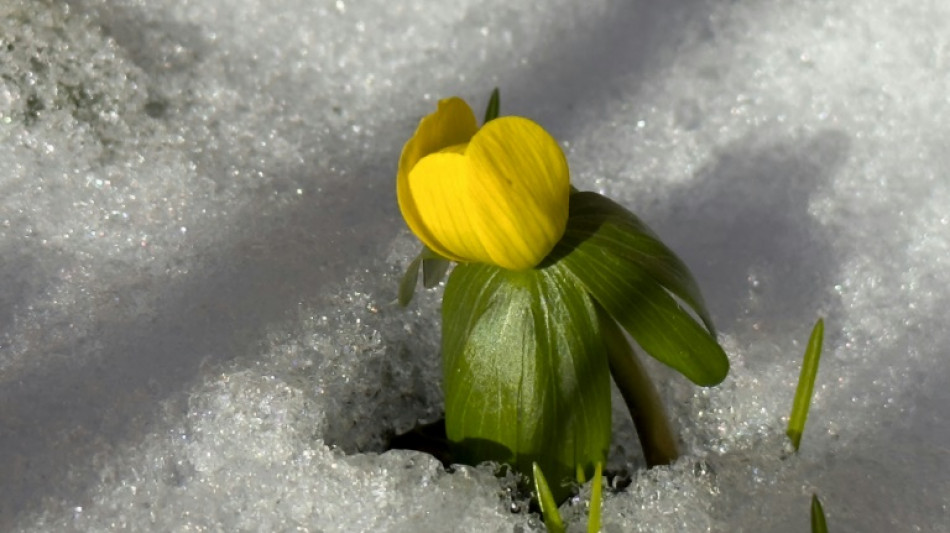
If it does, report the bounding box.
[420,246,451,288]
[811,494,829,533]
[397,252,423,307]
[421,258,450,288]
[442,262,611,502]
[556,192,728,386]
[588,462,603,533]
[533,462,565,533]
[483,87,500,123]
[787,318,825,450]
[399,247,451,305]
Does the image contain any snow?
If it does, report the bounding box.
[2,0,948,531]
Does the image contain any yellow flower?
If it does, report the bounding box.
[397,97,570,271]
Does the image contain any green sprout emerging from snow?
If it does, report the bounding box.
[398,88,727,504]
[788,318,825,451]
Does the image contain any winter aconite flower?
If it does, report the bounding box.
[397,97,570,271]
[395,90,729,506]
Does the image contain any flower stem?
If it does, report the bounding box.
[599,309,679,466]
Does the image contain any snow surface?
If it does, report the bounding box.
[2,0,948,531]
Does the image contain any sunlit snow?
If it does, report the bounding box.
[2,1,948,531]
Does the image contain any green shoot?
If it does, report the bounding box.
[398,247,451,307]
[483,87,500,123]
[420,247,450,288]
[588,462,603,533]
[397,253,423,307]
[787,318,825,450]
[532,462,565,533]
[811,494,828,533]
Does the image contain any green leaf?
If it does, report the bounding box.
[442,262,611,502]
[398,247,451,306]
[421,247,451,288]
[555,191,728,386]
[563,190,715,331]
[588,462,603,533]
[397,252,423,307]
[483,87,500,123]
[811,494,829,533]
[533,462,565,533]
[787,318,825,451]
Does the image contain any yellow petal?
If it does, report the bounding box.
[404,116,570,270]
[465,117,570,270]
[406,151,492,263]
[397,98,478,257]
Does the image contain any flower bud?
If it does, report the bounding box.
[397,98,570,270]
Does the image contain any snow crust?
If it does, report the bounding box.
[2,0,948,531]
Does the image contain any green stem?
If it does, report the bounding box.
[600,308,679,466]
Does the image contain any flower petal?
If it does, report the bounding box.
[465,117,570,270]
[398,98,478,255]
[405,152,492,263]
